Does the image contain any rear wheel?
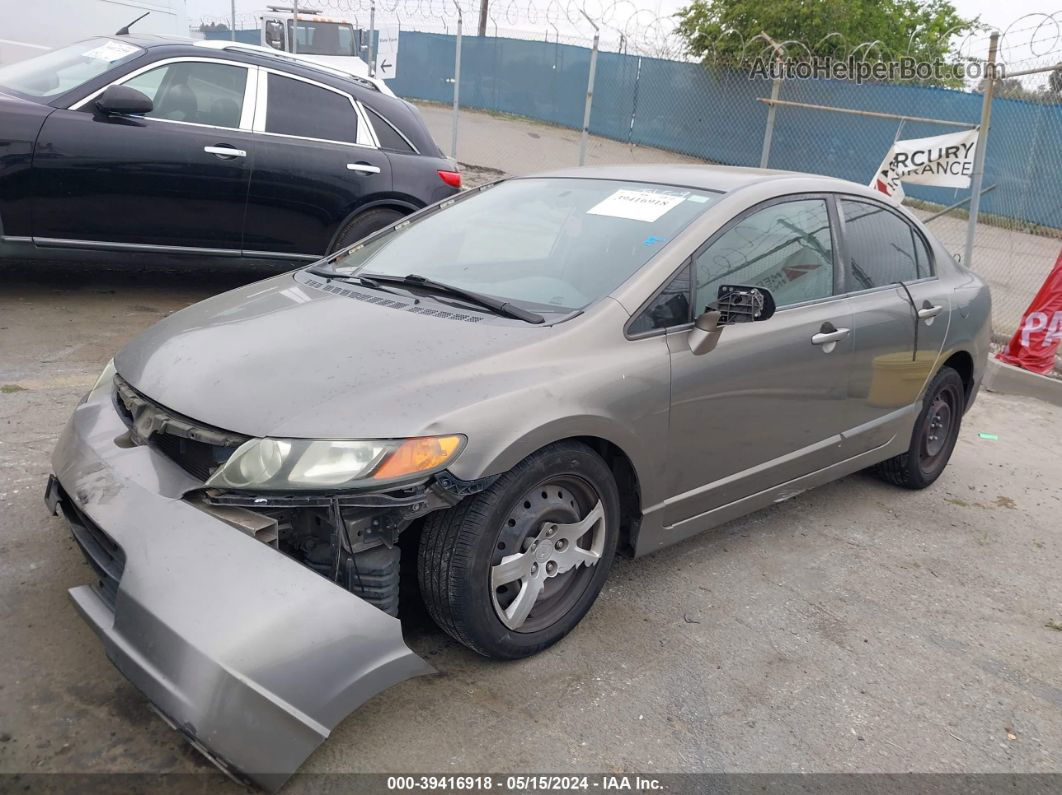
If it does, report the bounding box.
[873,366,965,489]
[328,207,405,254]
[417,442,619,659]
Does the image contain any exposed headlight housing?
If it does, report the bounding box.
[85,358,116,403]
[205,435,465,491]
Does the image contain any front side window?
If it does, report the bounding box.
[693,198,835,313]
[328,178,721,313]
[840,199,927,288]
[0,38,143,99]
[121,61,247,128]
[266,74,357,142]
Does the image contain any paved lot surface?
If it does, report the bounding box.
[1,263,1061,788]
[416,101,1062,343]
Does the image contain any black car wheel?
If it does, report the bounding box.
[328,207,406,254]
[418,441,620,659]
[873,366,966,489]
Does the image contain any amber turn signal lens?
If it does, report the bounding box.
[372,435,464,480]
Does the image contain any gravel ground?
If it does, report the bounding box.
[1,263,1060,789]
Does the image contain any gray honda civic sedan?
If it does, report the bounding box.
[47,165,990,788]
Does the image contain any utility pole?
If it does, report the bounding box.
[230,0,236,40]
[477,0,488,36]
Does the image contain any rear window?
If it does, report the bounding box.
[0,38,143,99]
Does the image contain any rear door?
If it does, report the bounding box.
[835,196,951,454]
[33,58,257,251]
[241,70,391,259]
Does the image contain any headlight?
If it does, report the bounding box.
[205,435,465,491]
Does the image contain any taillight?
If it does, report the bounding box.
[437,170,462,189]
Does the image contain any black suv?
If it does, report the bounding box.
[0,35,460,267]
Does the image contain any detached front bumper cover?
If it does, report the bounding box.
[48,387,434,791]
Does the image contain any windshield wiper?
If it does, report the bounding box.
[305,266,402,295]
[358,273,546,324]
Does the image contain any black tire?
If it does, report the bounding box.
[328,207,405,254]
[418,441,620,660]
[873,366,965,490]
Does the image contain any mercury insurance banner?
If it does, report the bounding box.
[870,129,979,203]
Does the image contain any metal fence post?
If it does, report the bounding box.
[963,31,999,269]
[578,11,599,166]
[757,36,786,170]
[367,0,376,76]
[759,54,782,168]
[451,1,463,159]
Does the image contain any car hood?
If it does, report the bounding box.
[115,273,560,439]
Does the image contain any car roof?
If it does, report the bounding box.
[530,164,853,194]
[102,34,387,93]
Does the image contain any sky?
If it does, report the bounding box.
[187,0,1058,32]
[185,0,1061,67]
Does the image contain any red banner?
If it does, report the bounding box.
[997,247,1062,375]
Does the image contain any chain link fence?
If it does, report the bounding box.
[194,4,1062,363]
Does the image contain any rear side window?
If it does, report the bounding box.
[266,74,357,143]
[629,265,692,335]
[912,230,933,278]
[366,107,415,152]
[840,200,929,288]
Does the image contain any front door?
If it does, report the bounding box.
[241,71,392,258]
[836,197,952,454]
[33,58,256,251]
[662,196,854,530]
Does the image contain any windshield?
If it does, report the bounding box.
[0,38,144,99]
[329,178,720,312]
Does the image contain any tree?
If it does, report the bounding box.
[676,0,978,77]
[1050,67,1062,96]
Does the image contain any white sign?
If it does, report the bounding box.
[870,129,979,204]
[375,24,399,80]
[587,189,688,222]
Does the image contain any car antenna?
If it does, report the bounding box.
[115,11,149,35]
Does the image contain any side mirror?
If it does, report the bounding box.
[687,285,776,356]
[95,84,153,116]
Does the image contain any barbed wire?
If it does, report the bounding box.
[194,3,1062,67]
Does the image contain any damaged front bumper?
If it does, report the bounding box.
[47,386,435,790]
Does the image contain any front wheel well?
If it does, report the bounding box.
[326,201,419,253]
[940,350,975,408]
[568,436,641,557]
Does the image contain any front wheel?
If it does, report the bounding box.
[417,442,620,659]
[873,365,965,489]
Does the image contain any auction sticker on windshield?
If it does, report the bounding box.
[587,189,688,222]
[83,40,141,62]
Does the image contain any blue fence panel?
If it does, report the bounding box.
[203,29,261,45]
[375,31,1062,229]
